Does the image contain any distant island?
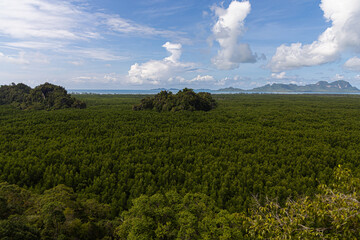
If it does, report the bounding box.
[151,88,180,91]
[217,80,360,93]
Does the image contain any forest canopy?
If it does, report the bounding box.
[1,93,360,238]
[0,167,359,239]
[0,82,86,110]
[133,88,217,112]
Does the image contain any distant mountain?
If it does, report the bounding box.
[216,87,245,92]
[151,88,168,91]
[151,88,180,91]
[218,81,360,93]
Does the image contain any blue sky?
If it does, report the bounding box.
[1,0,360,89]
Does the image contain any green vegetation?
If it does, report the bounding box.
[0,82,86,110]
[1,167,359,239]
[0,182,116,240]
[133,88,217,111]
[1,93,360,239]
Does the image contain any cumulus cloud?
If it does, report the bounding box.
[344,57,360,71]
[168,75,215,84]
[211,0,256,70]
[269,0,360,72]
[189,75,215,83]
[271,72,287,79]
[128,42,196,85]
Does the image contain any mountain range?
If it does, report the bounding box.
[217,80,360,93]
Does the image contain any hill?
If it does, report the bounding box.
[0,82,86,110]
[133,88,217,112]
[218,80,360,93]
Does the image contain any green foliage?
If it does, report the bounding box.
[0,167,359,239]
[0,83,31,105]
[1,94,360,238]
[117,167,360,239]
[246,166,360,239]
[116,191,246,240]
[0,215,40,240]
[133,88,217,112]
[0,182,116,240]
[0,82,86,110]
[1,94,360,215]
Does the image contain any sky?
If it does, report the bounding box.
[1,0,360,90]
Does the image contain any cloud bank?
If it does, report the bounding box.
[269,0,360,72]
[211,0,256,70]
[128,42,196,85]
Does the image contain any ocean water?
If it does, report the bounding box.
[69,89,360,95]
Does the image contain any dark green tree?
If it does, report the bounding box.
[133,89,217,112]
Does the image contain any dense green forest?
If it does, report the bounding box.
[0,83,86,110]
[1,166,359,239]
[133,88,217,112]
[1,93,360,238]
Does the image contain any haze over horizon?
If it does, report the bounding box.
[1,0,360,90]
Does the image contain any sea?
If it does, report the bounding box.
[69,89,360,95]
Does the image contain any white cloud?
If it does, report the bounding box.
[214,75,248,87]
[269,0,360,72]
[128,42,196,85]
[163,42,182,63]
[271,72,287,79]
[215,77,230,86]
[333,74,345,80]
[168,76,185,83]
[63,48,125,61]
[72,76,95,84]
[211,0,256,70]
[188,75,215,83]
[0,0,98,40]
[4,41,63,50]
[0,0,184,65]
[344,57,360,71]
[72,73,121,84]
[0,0,181,41]
[0,52,29,64]
[103,74,119,83]
[167,75,215,84]
[69,61,84,66]
[104,15,183,40]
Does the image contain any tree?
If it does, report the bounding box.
[133,89,217,112]
[0,82,86,110]
[246,166,360,239]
